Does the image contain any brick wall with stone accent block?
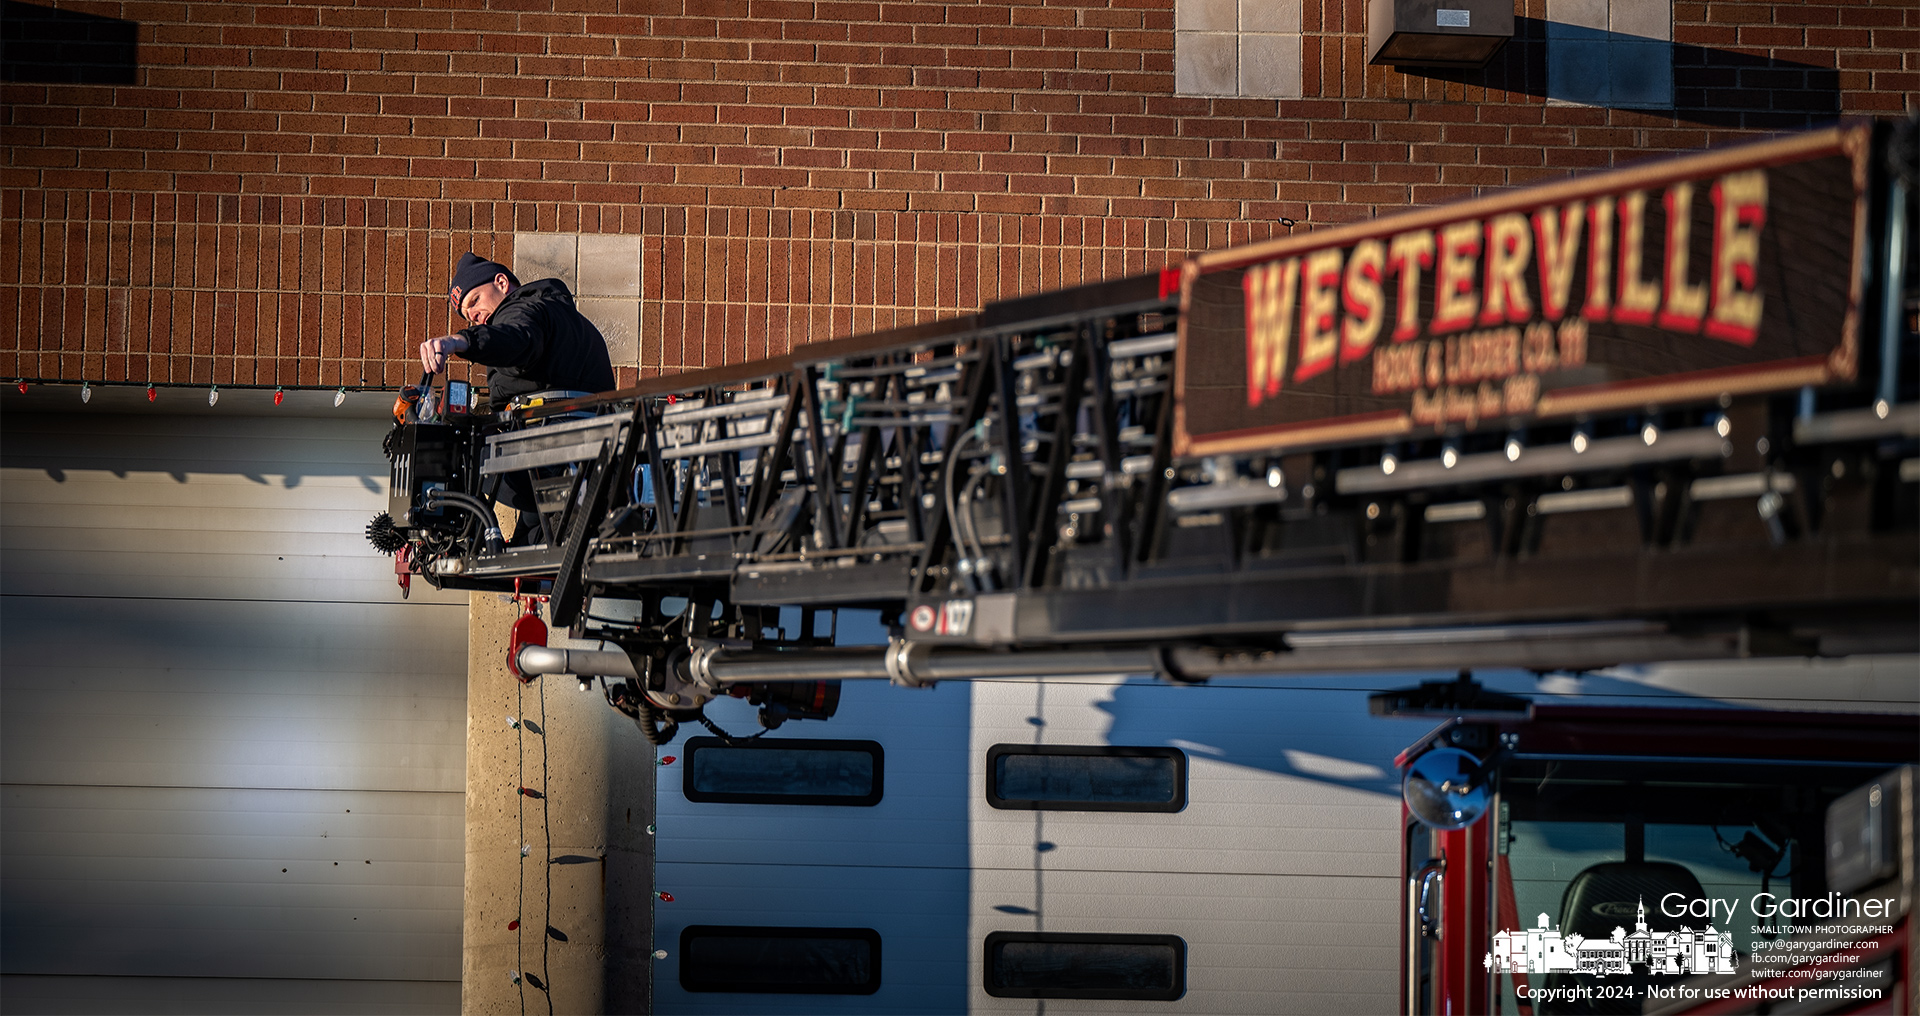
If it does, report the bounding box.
[3,0,1912,397]
[512,232,643,371]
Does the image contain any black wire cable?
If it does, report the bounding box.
[635,698,678,746]
[539,675,554,1016]
[695,711,768,746]
[517,677,527,1015]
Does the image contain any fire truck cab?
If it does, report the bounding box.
[1392,697,1917,1015]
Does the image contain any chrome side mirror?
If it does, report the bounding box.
[1403,747,1493,830]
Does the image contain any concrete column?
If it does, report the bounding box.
[464,591,656,1014]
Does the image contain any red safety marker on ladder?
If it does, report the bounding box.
[507,578,548,683]
[393,544,412,599]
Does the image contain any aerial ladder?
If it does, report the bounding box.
[369,120,1917,744]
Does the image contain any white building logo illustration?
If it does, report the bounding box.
[1485,898,1737,976]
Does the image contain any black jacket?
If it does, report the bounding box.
[457,278,617,411]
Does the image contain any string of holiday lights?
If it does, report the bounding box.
[655,753,675,909]
[506,591,556,1016]
[501,591,677,1000]
[8,378,414,407]
[533,655,555,1016]
[514,638,533,1012]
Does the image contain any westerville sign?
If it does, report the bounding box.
[1174,124,1872,457]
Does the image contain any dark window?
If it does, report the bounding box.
[1488,758,1890,1015]
[1,1,138,84]
[680,925,881,994]
[682,736,883,806]
[983,931,1186,1000]
[986,744,1186,812]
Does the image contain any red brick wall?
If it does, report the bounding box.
[3,0,1914,391]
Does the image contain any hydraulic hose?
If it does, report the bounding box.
[422,489,505,554]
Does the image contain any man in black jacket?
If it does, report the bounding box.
[419,252,616,411]
[419,252,618,543]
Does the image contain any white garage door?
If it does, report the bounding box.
[1,391,467,1014]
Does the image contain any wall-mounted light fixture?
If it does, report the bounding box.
[1367,0,1514,67]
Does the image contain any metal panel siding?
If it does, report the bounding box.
[968,676,1416,1014]
[970,869,1399,1014]
[2,598,465,792]
[655,681,973,870]
[653,680,974,1014]
[2,785,462,979]
[653,861,970,1014]
[970,677,1425,881]
[0,409,465,1011]
[0,975,461,1015]
[0,413,462,605]
[1,502,439,601]
[1530,654,1920,708]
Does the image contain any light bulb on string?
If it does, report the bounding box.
[334,386,347,407]
[209,385,219,406]
[652,949,669,960]
[273,386,285,406]
[508,919,520,931]
[146,384,157,402]
[15,380,26,394]
[656,755,676,767]
[656,890,674,902]
[80,382,91,404]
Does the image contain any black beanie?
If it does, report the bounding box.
[448,252,517,305]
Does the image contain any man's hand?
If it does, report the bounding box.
[419,335,469,374]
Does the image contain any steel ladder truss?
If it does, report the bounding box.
[377,125,1919,729]
[383,270,1917,723]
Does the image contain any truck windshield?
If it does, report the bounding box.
[1491,756,1886,1015]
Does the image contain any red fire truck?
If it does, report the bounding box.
[1387,689,1916,1015]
